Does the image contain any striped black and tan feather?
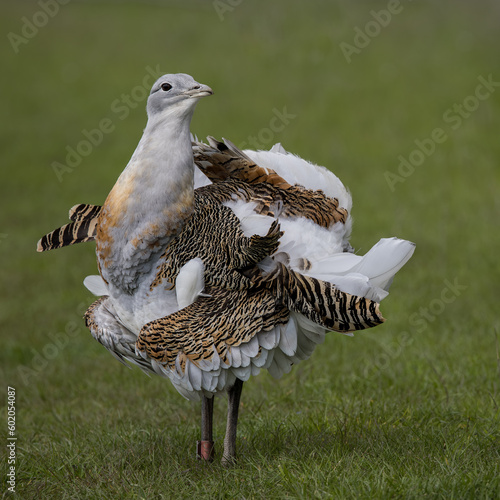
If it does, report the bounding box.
[37,204,102,252]
[69,203,102,223]
[263,262,385,333]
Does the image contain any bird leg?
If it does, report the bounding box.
[197,395,215,461]
[222,378,244,465]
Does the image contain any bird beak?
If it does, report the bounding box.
[183,84,213,98]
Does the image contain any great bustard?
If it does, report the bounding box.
[38,73,415,463]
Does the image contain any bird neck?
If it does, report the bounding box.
[96,109,196,292]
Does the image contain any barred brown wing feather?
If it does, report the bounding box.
[69,203,102,223]
[194,138,292,190]
[37,204,102,252]
[194,150,347,228]
[264,263,385,333]
[151,193,281,291]
[136,287,289,372]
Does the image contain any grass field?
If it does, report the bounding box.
[1,0,500,498]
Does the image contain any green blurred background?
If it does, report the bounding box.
[1,0,499,498]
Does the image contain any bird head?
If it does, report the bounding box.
[147,73,213,121]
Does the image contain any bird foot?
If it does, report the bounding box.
[221,453,236,467]
[196,440,215,462]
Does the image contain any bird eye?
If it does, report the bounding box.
[161,83,172,91]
